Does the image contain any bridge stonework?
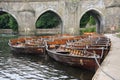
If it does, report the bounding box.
[0,0,120,35]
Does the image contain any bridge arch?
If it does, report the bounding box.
[35,8,63,22]
[35,9,63,34]
[0,9,18,21]
[0,10,18,33]
[80,9,105,34]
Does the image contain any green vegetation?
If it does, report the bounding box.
[80,13,90,28]
[36,11,61,29]
[80,12,96,35]
[89,16,96,26]
[0,12,18,31]
[115,26,120,37]
[80,26,96,35]
[80,12,96,28]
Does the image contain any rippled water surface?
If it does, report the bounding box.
[0,34,94,80]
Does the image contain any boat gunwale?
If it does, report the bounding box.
[46,48,101,59]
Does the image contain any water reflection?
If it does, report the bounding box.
[0,34,94,80]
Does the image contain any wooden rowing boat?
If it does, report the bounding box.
[46,43,103,71]
[8,37,45,55]
[66,35,111,58]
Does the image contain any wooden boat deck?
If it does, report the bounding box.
[92,34,120,80]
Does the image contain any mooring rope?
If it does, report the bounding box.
[94,54,116,80]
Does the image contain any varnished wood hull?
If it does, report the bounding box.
[8,37,45,55]
[46,49,101,71]
[9,45,45,55]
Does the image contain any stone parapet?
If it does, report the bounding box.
[0,0,59,2]
[36,29,61,35]
[0,29,13,34]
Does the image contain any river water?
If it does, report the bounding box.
[0,34,94,80]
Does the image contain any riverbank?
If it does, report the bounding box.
[93,33,120,80]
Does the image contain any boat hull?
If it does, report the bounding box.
[8,37,45,55]
[8,42,45,55]
[47,49,100,71]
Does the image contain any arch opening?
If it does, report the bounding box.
[80,10,103,34]
[35,10,63,35]
[0,11,18,34]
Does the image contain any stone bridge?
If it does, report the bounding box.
[0,0,120,35]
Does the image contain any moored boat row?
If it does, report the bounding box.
[8,33,111,71]
[45,33,111,71]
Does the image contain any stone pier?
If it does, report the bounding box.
[93,33,120,80]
